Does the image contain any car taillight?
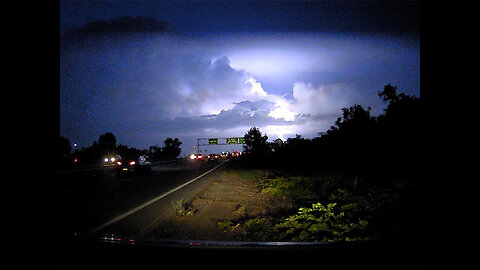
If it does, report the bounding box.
[116,161,122,166]
[129,161,136,166]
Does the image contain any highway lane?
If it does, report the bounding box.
[59,158,227,236]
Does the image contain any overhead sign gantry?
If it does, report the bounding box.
[196,137,245,153]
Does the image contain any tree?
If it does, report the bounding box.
[98,132,117,153]
[312,103,378,175]
[378,83,399,103]
[244,127,269,156]
[334,104,374,132]
[376,84,422,177]
[163,137,182,158]
[117,144,145,158]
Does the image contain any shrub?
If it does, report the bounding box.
[258,174,340,207]
[275,202,370,242]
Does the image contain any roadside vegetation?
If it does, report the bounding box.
[172,198,196,217]
[219,170,418,242]
[218,84,423,243]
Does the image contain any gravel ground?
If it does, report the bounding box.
[143,169,284,241]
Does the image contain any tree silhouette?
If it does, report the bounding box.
[244,127,269,156]
[378,83,399,103]
[98,132,117,154]
[163,137,182,159]
[375,83,421,177]
[117,144,146,158]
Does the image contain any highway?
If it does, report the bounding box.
[59,158,227,237]
[58,157,422,270]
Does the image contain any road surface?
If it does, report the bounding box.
[59,158,228,237]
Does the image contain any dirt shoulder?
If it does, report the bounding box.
[140,168,285,241]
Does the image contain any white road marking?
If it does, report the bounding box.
[88,161,226,234]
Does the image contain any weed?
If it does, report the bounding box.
[172,198,195,217]
[217,220,234,232]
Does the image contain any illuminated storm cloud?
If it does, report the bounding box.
[60,32,419,150]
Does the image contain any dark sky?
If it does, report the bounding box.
[60,0,420,155]
[60,0,419,35]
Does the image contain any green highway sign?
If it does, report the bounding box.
[198,137,246,148]
[226,137,238,144]
[226,137,245,144]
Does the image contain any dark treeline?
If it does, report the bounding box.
[239,84,422,182]
[59,133,182,168]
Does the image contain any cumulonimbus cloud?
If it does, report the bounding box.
[60,31,418,149]
[60,34,355,144]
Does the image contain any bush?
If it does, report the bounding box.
[219,202,370,242]
[275,202,370,242]
[258,174,341,207]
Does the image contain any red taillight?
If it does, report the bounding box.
[129,161,136,166]
[116,161,122,166]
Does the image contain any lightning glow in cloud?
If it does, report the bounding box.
[61,32,419,150]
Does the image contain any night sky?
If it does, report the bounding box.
[60,0,420,155]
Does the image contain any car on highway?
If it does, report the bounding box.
[189,153,204,161]
[206,153,220,161]
[116,154,152,173]
[103,154,122,166]
[220,151,231,158]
